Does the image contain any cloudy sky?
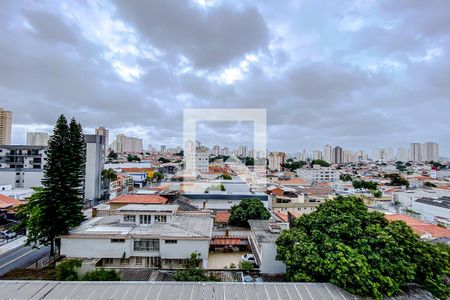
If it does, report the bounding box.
[1,0,449,155]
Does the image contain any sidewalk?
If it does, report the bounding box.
[0,236,26,256]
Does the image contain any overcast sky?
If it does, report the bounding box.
[1,0,449,155]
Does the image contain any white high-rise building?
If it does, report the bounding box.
[323,145,332,164]
[268,152,286,171]
[185,146,209,173]
[395,147,409,162]
[354,150,368,162]
[343,149,354,163]
[111,134,143,153]
[410,143,422,162]
[422,142,439,162]
[312,150,322,160]
[26,132,49,146]
[237,145,247,157]
[84,134,105,201]
[373,148,393,163]
[211,144,220,156]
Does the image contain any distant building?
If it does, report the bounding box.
[0,145,47,188]
[396,147,409,162]
[412,196,450,224]
[297,165,339,183]
[422,142,439,162]
[268,152,285,171]
[111,134,143,153]
[95,127,109,155]
[160,145,166,153]
[26,132,49,146]
[85,134,105,202]
[312,150,322,160]
[185,145,209,174]
[332,146,343,164]
[323,144,332,164]
[410,143,422,162]
[211,144,220,156]
[0,108,12,145]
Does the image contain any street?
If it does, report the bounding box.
[0,244,50,277]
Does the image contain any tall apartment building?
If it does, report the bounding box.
[0,108,12,145]
[95,126,109,150]
[268,152,286,171]
[26,132,49,146]
[343,149,354,163]
[237,145,247,157]
[0,145,47,188]
[410,143,422,162]
[323,144,332,164]
[211,145,220,156]
[85,134,105,201]
[354,150,368,162]
[312,150,322,160]
[332,146,343,164]
[111,134,143,153]
[395,147,409,162]
[422,142,439,162]
[185,146,209,173]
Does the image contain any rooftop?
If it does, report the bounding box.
[415,196,450,210]
[384,214,450,238]
[109,194,168,205]
[0,194,22,209]
[0,281,356,299]
[116,204,178,213]
[248,219,283,243]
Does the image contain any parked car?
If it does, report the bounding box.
[240,253,256,264]
[0,230,16,239]
[243,275,253,282]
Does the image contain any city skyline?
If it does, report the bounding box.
[1,1,450,155]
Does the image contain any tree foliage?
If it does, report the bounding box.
[310,159,330,167]
[81,269,120,281]
[229,198,270,227]
[384,174,410,188]
[15,115,86,255]
[174,253,217,281]
[276,196,450,299]
[127,154,140,162]
[281,160,307,171]
[340,173,353,182]
[56,259,82,281]
[352,180,378,190]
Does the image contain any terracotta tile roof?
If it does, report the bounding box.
[275,211,288,222]
[0,194,22,210]
[215,211,231,224]
[385,214,450,238]
[109,194,168,205]
[276,178,307,185]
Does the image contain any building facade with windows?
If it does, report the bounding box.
[0,145,47,188]
[60,205,213,269]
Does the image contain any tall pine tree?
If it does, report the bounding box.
[15,115,86,256]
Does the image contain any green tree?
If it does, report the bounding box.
[102,168,118,182]
[127,154,140,162]
[384,174,410,188]
[276,196,450,299]
[56,259,82,281]
[153,171,164,181]
[229,198,270,227]
[14,115,87,257]
[310,159,330,167]
[81,269,120,281]
[107,150,118,160]
[352,180,378,190]
[174,253,217,281]
[158,157,171,163]
[340,173,353,182]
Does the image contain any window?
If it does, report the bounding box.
[104,258,113,264]
[123,215,136,223]
[165,240,177,244]
[139,215,151,224]
[120,258,130,265]
[136,257,142,265]
[111,239,125,243]
[134,239,160,251]
[154,215,167,223]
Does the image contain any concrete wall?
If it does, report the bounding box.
[61,238,132,258]
[260,243,286,274]
[412,201,450,222]
[160,239,209,261]
[22,171,43,188]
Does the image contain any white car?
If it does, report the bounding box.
[1,230,16,239]
[240,253,256,264]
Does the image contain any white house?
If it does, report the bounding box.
[297,165,339,183]
[60,205,213,269]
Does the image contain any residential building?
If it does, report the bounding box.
[0,108,12,145]
[111,134,143,153]
[211,144,220,156]
[85,134,105,201]
[396,147,409,162]
[108,194,168,210]
[297,165,339,183]
[182,192,269,210]
[95,127,109,154]
[185,146,209,174]
[410,143,422,162]
[354,150,368,162]
[323,144,332,164]
[248,219,287,274]
[0,184,34,200]
[268,152,285,171]
[26,132,49,146]
[332,146,343,164]
[312,150,322,160]
[160,145,166,153]
[422,142,439,162]
[60,205,213,269]
[0,145,46,188]
[237,145,247,157]
[343,149,354,163]
[268,185,328,214]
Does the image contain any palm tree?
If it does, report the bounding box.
[101,168,117,198]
